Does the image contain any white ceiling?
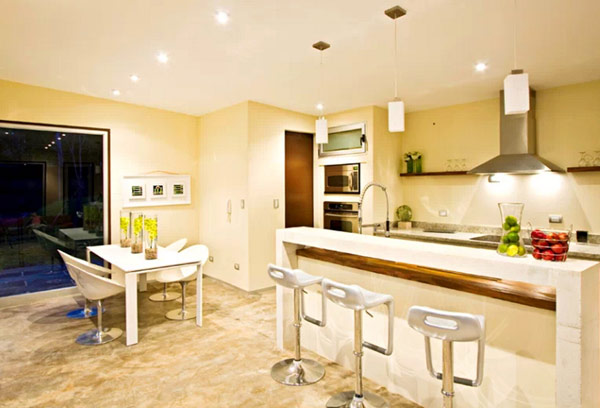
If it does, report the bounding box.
[1,0,599,116]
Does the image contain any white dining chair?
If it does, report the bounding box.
[155,244,209,320]
[59,250,125,345]
[149,238,188,302]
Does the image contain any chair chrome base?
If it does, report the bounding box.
[76,327,123,346]
[66,307,99,319]
[165,308,196,321]
[326,391,389,408]
[149,291,180,302]
[271,358,325,386]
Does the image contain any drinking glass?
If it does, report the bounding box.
[579,152,592,167]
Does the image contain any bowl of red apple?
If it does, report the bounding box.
[530,229,571,262]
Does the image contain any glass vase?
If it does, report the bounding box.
[131,212,144,254]
[405,159,414,174]
[144,214,158,260]
[497,202,526,257]
[119,210,131,247]
[414,157,422,173]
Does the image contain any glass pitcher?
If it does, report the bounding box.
[497,203,526,257]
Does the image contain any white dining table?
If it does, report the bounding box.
[86,244,203,346]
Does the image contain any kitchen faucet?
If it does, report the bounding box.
[358,182,391,237]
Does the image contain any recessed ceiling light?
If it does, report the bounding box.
[130,74,140,82]
[475,62,488,72]
[156,52,169,63]
[51,141,55,145]
[4,131,8,135]
[215,10,230,24]
[316,103,324,111]
[112,89,121,96]
[44,146,48,150]
[62,133,66,136]
[57,137,61,140]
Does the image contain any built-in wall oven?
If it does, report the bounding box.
[323,202,359,233]
[324,163,360,194]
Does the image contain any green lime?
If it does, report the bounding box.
[507,245,519,257]
[501,235,511,244]
[510,225,521,233]
[498,244,508,253]
[518,246,526,256]
[507,232,520,243]
[502,222,511,231]
[505,215,518,226]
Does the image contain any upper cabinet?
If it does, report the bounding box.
[318,122,366,157]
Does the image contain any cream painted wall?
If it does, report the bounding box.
[400,80,600,232]
[247,101,315,291]
[198,102,250,290]
[0,79,200,245]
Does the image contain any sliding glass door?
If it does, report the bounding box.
[0,122,109,298]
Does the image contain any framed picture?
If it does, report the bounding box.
[151,183,165,198]
[123,175,190,208]
[129,184,146,199]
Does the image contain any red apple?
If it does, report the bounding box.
[533,248,542,260]
[542,250,555,261]
[551,243,565,254]
[558,232,569,243]
[555,254,567,262]
[532,230,547,240]
[531,239,540,248]
[546,233,558,245]
[537,240,549,249]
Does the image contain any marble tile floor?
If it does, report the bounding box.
[0,276,420,408]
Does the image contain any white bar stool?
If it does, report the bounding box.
[267,264,327,386]
[322,278,394,408]
[407,306,485,408]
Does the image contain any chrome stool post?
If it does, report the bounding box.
[268,264,326,386]
[322,278,394,408]
[408,306,486,408]
[76,299,123,346]
[66,298,101,319]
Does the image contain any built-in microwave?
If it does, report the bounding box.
[324,163,360,194]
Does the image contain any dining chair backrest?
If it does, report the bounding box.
[58,250,124,300]
[166,238,187,252]
[58,250,111,280]
[180,244,209,282]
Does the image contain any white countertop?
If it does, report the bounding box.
[278,227,599,287]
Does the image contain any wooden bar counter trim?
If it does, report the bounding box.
[296,247,556,311]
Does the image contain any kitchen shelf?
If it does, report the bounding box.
[399,171,471,177]
[566,166,600,173]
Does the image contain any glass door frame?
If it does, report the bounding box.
[0,120,111,244]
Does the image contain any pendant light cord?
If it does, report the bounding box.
[394,18,398,99]
[318,51,324,117]
[513,0,517,70]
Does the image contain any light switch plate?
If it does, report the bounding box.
[234,263,240,270]
[273,199,279,209]
[240,199,245,209]
[439,209,448,217]
[549,214,563,224]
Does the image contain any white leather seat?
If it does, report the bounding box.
[407,305,486,407]
[155,244,209,320]
[321,278,394,408]
[149,238,188,302]
[59,250,125,345]
[267,264,326,386]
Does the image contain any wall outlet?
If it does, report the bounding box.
[209,256,214,262]
[549,214,563,224]
[234,263,240,270]
[439,209,448,217]
[240,199,245,209]
[273,199,279,209]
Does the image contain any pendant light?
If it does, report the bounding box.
[313,41,330,144]
[504,0,529,115]
[385,5,407,132]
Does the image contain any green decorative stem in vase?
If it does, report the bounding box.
[406,160,414,173]
[144,214,158,260]
[414,157,422,173]
[120,210,131,248]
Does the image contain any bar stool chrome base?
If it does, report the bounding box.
[326,391,389,408]
[76,327,123,346]
[149,291,180,302]
[165,308,196,321]
[271,358,325,386]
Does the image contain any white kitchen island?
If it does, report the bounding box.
[275,227,600,408]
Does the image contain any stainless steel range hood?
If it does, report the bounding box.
[468,90,563,175]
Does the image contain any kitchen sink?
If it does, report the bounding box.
[470,235,531,245]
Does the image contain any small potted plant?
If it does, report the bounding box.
[403,153,414,173]
[410,152,423,173]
